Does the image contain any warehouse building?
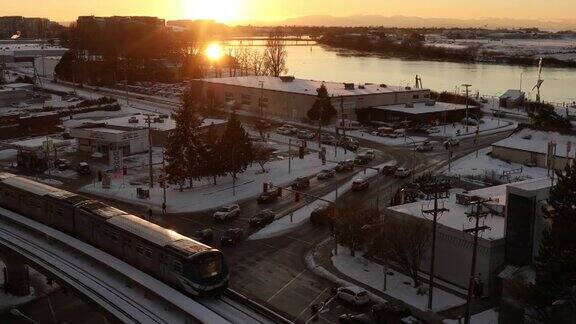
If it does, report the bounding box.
[499,90,525,109]
[386,177,551,294]
[199,76,431,122]
[70,125,149,157]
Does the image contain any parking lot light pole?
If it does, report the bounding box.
[288,139,292,174]
[462,84,472,133]
[405,136,417,182]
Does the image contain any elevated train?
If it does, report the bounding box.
[0,173,229,295]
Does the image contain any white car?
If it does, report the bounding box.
[394,167,411,179]
[443,139,460,147]
[426,127,440,134]
[337,286,370,306]
[213,204,240,222]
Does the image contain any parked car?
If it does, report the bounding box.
[76,162,91,175]
[352,178,369,191]
[213,204,240,222]
[416,140,434,152]
[297,130,315,140]
[337,286,370,306]
[282,124,299,133]
[220,228,243,246]
[55,159,71,171]
[317,169,336,180]
[276,127,292,135]
[310,205,333,226]
[291,177,311,190]
[193,228,214,244]
[321,134,338,145]
[338,313,377,324]
[339,137,359,151]
[394,167,411,179]
[249,209,276,228]
[257,188,282,204]
[426,127,440,134]
[364,150,376,160]
[335,160,355,172]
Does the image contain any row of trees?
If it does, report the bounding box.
[164,89,275,190]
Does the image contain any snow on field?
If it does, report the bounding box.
[332,246,465,312]
[434,118,517,139]
[249,164,383,240]
[441,147,548,182]
[82,145,356,213]
[346,130,429,146]
[444,308,499,324]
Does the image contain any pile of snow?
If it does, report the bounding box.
[332,246,465,312]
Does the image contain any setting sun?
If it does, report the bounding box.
[182,0,241,23]
[206,43,224,61]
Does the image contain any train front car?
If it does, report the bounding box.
[169,239,229,296]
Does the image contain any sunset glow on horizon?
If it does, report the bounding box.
[2,0,575,25]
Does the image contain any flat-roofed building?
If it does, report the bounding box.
[199,76,430,122]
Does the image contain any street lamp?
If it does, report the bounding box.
[404,136,418,182]
[10,308,38,324]
[462,84,472,133]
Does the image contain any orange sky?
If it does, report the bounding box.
[2,0,575,23]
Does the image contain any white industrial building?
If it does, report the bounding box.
[70,125,149,157]
[386,177,552,293]
[199,76,430,122]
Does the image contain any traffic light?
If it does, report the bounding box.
[299,146,305,159]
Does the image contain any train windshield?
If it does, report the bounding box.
[195,253,223,279]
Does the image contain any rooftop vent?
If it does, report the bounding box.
[380,84,387,88]
[344,83,355,90]
[279,76,295,82]
[358,85,366,89]
[405,86,412,90]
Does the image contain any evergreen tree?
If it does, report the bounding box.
[307,84,337,125]
[201,123,226,185]
[531,163,576,319]
[165,88,204,190]
[219,112,253,179]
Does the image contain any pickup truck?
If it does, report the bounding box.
[249,210,276,228]
[335,160,355,172]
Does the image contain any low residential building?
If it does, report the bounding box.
[491,127,576,170]
[499,90,525,109]
[357,101,481,126]
[386,177,552,294]
[199,76,430,122]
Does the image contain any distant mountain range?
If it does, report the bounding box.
[248,15,576,31]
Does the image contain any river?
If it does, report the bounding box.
[224,40,576,105]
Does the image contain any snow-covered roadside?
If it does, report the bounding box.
[433,118,518,140]
[81,145,356,213]
[331,246,465,312]
[443,308,499,324]
[0,149,17,161]
[441,147,548,182]
[248,163,384,240]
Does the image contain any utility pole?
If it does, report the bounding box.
[422,180,450,310]
[162,147,167,212]
[259,80,264,119]
[340,96,346,154]
[463,197,491,324]
[288,139,292,174]
[462,84,472,133]
[124,56,129,106]
[144,114,154,188]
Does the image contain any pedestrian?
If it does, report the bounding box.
[148,208,152,221]
[162,202,167,216]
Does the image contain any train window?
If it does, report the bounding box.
[136,245,144,254]
[198,255,222,278]
[173,261,183,273]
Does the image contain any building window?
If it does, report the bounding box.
[145,248,152,258]
[241,94,251,105]
[413,94,419,99]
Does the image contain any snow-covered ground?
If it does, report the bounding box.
[345,130,429,146]
[82,143,356,213]
[0,149,17,161]
[332,246,465,312]
[249,163,384,240]
[444,308,499,324]
[441,147,548,183]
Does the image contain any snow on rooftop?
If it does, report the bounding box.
[8,136,69,151]
[102,114,226,131]
[201,76,421,96]
[84,127,128,134]
[374,101,471,114]
[388,177,551,240]
[493,128,576,157]
[107,214,211,255]
[1,175,63,196]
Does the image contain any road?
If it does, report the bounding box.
[3,77,513,323]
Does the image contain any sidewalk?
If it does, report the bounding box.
[306,238,498,323]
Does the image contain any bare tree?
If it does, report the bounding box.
[264,28,288,77]
[252,143,276,173]
[249,48,267,76]
[369,216,431,287]
[234,46,250,76]
[334,203,379,257]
